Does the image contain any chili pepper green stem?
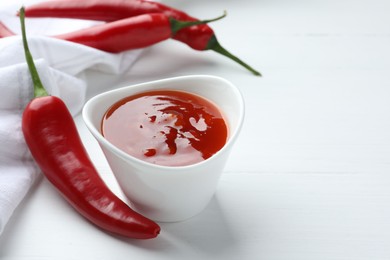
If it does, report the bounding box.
[19,7,48,98]
[207,35,261,76]
[170,11,227,35]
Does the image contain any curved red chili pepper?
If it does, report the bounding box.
[23,0,261,75]
[19,7,160,239]
[54,12,225,53]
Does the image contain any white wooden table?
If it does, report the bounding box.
[1,0,390,259]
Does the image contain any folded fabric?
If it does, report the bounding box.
[0,6,144,235]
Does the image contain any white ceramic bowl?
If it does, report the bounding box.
[82,75,244,222]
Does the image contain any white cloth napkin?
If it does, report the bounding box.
[0,3,144,235]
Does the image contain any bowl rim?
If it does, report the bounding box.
[82,74,245,171]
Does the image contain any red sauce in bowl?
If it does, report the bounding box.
[101,90,228,166]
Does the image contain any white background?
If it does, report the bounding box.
[1,0,390,259]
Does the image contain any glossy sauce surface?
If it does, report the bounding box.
[101,90,228,166]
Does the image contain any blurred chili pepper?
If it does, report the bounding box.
[19,7,160,239]
[23,0,261,75]
[0,21,14,38]
[24,0,183,22]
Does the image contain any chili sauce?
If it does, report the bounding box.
[101,90,228,166]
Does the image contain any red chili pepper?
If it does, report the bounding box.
[24,0,185,22]
[19,7,160,239]
[54,12,225,53]
[23,0,261,75]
